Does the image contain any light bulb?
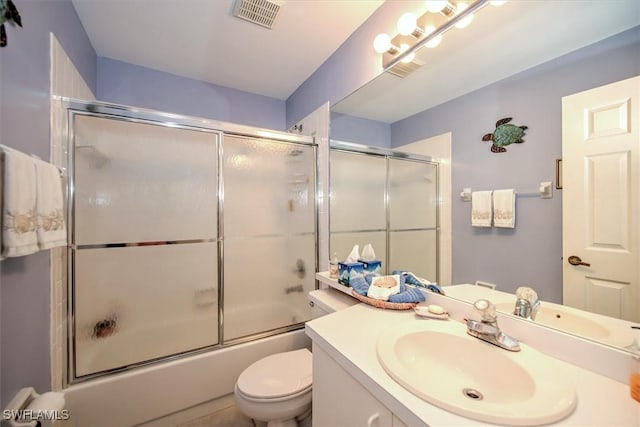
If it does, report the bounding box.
[424,26,443,48]
[425,0,449,13]
[397,13,418,36]
[373,33,392,53]
[399,44,415,63]
[455,2,474,28]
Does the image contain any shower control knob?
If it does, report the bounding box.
[308,301,314,307]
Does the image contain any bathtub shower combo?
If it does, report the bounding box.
[56,100,440,424]
[63,100,317,381]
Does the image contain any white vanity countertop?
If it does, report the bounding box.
[308,274,640,426]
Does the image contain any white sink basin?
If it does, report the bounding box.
[377,321,577,426]
[495,302,635,348]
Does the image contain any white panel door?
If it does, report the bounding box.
[562,75,640,322]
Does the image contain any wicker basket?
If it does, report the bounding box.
[350,290,417,310]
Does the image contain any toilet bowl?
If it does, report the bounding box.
[235,349,312,427]
[234,288,357,426]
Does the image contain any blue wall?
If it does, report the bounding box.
[286,1,407,130]
[0,0,96,407]
[97,58,287,130]
[391,27,640,301]
[330,112,390,148]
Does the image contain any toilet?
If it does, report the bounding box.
[234,288,357,427]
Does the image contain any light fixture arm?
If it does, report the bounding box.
[384,0,489,72]
[439,1,457,17]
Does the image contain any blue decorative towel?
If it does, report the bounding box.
[392,270,445,295]
[388,287,426,303]
[350,275,369,296]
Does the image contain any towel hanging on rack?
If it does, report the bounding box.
[0,146,39,259]
[33,157,67,249]
[493,189,516,228]
[471,191,492,227]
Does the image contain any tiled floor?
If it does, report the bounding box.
[175,404,312,427]
[175,404,254,427]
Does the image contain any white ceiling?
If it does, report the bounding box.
[333,0,640,123]
[72,0,384,100]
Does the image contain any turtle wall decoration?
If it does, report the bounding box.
[482,117,528,153]
[0,0,22,48]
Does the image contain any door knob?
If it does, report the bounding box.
[568,255,590,267]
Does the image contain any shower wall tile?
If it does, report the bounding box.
[49,33,96,390]
[50,33,95,100]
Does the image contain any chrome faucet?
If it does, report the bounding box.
[513,286,540,320]
[466,299,520,352]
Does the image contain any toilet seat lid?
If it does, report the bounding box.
[237,349,312,399]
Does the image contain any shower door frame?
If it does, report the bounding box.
[328,140,440,283]
[60,98,318,385]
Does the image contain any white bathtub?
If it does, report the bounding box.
[63,327,310,427]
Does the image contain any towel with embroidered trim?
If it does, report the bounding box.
[33,157,66,249]
[1,146,38,258]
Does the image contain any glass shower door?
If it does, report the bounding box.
[329,148,439,281]
[222,135,316,341]
[388,158,439,281]
[329,150,387,268]
[72,115,220,377]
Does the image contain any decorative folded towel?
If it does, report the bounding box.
[353,274,406,298]
[33,157,66,249]
[350,275,369,296]
[392,270,445,295]
[471,191,492,227]
[388,287,426,303]
[367,275,401,301]
[1,146,39,259]
[493,189,515,228]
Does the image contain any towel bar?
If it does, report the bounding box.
[460,182,552,200]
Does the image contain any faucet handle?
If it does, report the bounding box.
[473,299,496,322]
[516,286,539,304]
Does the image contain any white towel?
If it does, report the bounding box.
[471,191,492,227]
[493,189,516,228]
[34,157,67,249]
[1,146,39,259]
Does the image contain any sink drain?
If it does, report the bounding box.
[462,388,484,400]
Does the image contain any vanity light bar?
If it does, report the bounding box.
[377,0,491,76]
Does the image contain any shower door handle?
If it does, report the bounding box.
[568,255,590,267]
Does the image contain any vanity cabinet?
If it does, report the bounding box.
[312,343,408,427]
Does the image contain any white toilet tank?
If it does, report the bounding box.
[308,288,357,319]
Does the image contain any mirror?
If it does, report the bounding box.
[329,0,640,352]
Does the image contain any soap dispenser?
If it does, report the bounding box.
[329,252,339,279]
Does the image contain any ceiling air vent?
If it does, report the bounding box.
[387,60,422,78]
[233,0,283,29]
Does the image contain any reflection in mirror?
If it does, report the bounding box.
[329,143,439,283]
[329,0,640,352]
[444,284,637,351]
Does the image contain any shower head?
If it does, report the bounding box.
[76,145,110,169]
